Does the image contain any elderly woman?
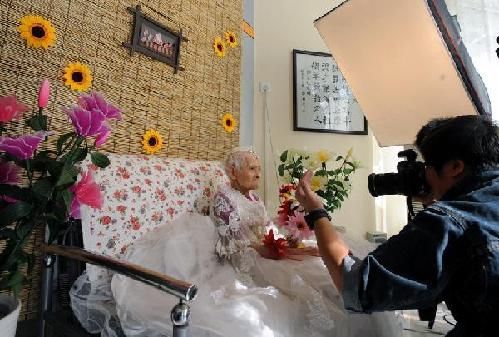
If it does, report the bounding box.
[72,148,403,337]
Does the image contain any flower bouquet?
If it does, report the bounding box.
[0,80,121,296]
[276,149,359,247]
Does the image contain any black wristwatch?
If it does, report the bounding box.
[304,208,331,230]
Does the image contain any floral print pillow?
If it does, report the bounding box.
[79,154,228,279]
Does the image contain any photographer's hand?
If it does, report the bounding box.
[295,171,323,211]
[296,170,350,293]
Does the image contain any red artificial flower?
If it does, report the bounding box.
[279,183,296,195]
[262,229,288,259]
[278,199,294,217]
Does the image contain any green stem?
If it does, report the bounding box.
[26,159,33,187]
[58,135,77,159]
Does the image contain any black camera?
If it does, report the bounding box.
[368,149,429,197]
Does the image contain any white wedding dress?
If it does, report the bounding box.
[71,184,404,337]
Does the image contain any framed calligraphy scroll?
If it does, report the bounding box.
[293,49,367,134]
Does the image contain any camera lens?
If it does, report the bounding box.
[368,173,403,197]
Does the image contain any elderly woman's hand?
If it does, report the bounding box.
[295,171,324,211]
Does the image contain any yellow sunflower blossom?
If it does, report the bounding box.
[310,175,327,192]
[142,130,163,155]
[18,15,56,49]
[213,36,226,57]
[224,31,238,48]
[222,113,237,133]
[63,62,93,91]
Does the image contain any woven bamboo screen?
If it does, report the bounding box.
[0,0,242,320]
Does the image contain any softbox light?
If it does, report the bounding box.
[315,0,492,146]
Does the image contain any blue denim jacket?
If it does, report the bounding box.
[342,169,499,336]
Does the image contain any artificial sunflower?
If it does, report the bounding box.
[222,113,237,133]
[213,36,226,57]
[18,15,56,49]
[142,130,163,155]
[63,62,93,91]
[224,31,238,48]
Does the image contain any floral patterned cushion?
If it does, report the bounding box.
[79,154,228,280]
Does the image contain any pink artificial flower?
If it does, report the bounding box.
[0,160,20,185]
[0,96,29,123]
[38,79,51,109]
[95,127,111,148]
[0,132,47,159]
[287,210,313,241]
[78,92,122,120]
[66,106,111,147]
[276,211,288,228]
[69,171,103,219]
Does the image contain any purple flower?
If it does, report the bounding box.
[77,92,122,120]
[66,106,111,147]
[0,159,20,185]
[0,132,47,160]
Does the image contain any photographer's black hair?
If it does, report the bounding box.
[415,115,499,174]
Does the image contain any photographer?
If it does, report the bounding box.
[295,115,499,337]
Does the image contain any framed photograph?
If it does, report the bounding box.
[293,49,367,134]
[123,5,187,73]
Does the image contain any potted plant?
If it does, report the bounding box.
[0,80,121,336]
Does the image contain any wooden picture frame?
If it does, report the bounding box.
[123,5,188,73]
[293,49,368,134]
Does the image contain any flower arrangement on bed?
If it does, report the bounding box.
[275,148,359,248]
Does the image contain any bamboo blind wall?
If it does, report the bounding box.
[0,0,242,320]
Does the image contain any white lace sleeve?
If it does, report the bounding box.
[211,190,250,262]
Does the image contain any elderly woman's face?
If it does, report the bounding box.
[233,153,261,191]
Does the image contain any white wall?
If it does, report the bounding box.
[254,0,378,239]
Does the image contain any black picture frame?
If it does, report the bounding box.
[293,49,368,135]
[123,5,188,73]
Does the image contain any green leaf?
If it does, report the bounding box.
[278,164,284,176]
[56,165,78,187]
[0,202,33,226]
[26,115,48,131]
[0,184,29,201]
[59,189,73,211]
[91,152,110,168]
[16,221,34,240]
[57,132,75,154]
[335,156,343,161]
[69,148,88,164]
[343,168,354,175]
[279,150,288,163]
[47,160,64,177]
[345,161,356,168]
[32,178,54,200]
[8,273,25,297]
[315,170,327,176]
